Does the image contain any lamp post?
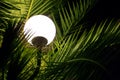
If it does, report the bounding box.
[23,15,56,79]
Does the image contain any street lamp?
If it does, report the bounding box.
[23,15,56,79]
[24,15,56,48]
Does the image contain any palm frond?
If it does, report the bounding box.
[0,0,20,19]
[0,0,120,80]
[0,18,40,80]
[24,0,56,20]
[52,0,96,40]
[41,19,120,80]
[0,0,21,46]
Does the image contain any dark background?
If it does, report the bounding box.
[86,0,120,25]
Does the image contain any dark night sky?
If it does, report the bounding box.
[94,0,120,18]
[75,0,120,31]
[89,0,119,18]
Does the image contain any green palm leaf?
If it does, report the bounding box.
[0,0,120,80]
[42,19,120,80]
[24,0,55,20]
[52,0,96,40]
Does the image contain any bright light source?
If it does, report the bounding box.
[24,15,56,45]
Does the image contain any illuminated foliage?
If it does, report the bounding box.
[0,0,120,80]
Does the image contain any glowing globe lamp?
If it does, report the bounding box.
[24,15,56,47]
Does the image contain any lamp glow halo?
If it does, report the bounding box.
[24,15,56,45]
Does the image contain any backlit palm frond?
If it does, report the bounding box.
[0,0,20,46]
[42,19,120,79]
[0,0,19,19]
[0,18,39,80]
[0,0,61,80]
[0,0,120,80]
[24,0,56,20]
[2,0,56,20]
[52,0,96,40]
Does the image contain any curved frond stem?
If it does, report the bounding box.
[66,58,106,71]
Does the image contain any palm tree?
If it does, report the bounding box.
[0,0,120,80]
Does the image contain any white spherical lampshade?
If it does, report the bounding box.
[24,15,56,45]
